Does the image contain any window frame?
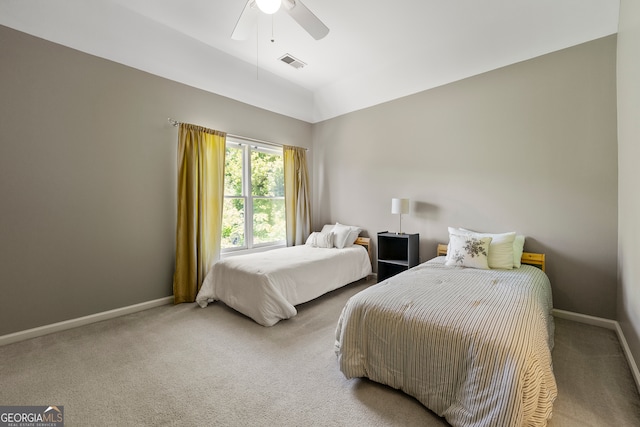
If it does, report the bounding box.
[221,137,286,255]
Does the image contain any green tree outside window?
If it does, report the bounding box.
[222,142,285,250]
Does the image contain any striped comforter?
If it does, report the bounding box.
[335,257,557,427]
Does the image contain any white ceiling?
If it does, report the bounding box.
[0,0,620,123]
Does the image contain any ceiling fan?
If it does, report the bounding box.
[232,0,330,41]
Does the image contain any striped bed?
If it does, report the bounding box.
[335,256,557,427]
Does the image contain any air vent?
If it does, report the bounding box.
[279,54,306,69]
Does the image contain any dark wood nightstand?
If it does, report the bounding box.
[377,232,420,282]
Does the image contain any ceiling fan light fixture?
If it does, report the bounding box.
[256,0,281,14]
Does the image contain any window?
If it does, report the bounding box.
[221,138,285,252]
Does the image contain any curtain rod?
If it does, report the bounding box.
[167,118,307,151]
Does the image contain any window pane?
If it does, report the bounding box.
[253,198,285,245]
[221,142,286,252]
[251,150,283,197]
[224,145,243,196]
[221,197,245,249]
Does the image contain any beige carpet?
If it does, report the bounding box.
[1,278,639,426]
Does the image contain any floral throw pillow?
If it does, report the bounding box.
[445,233,492,269]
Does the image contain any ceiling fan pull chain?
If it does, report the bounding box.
[271,15,275,43]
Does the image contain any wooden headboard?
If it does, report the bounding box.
[436,243,546,272]
[355,237,372,260]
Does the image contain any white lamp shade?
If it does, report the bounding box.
[256,0,281,14]
[391,198,410,215]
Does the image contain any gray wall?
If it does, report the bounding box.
[0,24,623,336]
[312,36,618,320]
[0,26,311,336]
[617,0,640,373]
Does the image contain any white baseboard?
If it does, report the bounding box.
[0,296,174,347]
[614,321,640,393]
[553,308,640,392]
[552,308,618,329]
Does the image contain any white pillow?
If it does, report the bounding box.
[331,223,359,249]
[305,232,334,248]
[512,235,526,268]
[318,223,362,248]
[455,228,516,269]
[445,232,492,269]
[320,224,335,234]
[336,222,361,247]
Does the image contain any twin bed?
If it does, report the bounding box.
[335,236,557,426]
[195,223,372,326]
[196,225,557,426]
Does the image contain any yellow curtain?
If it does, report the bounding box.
[173,124,226,303]
[284,145,311,246]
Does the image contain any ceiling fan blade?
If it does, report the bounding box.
[283,0,329,40]
[231,0,259,41]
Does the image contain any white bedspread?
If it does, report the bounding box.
[196,245,372,326]
[335,257,556,427]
